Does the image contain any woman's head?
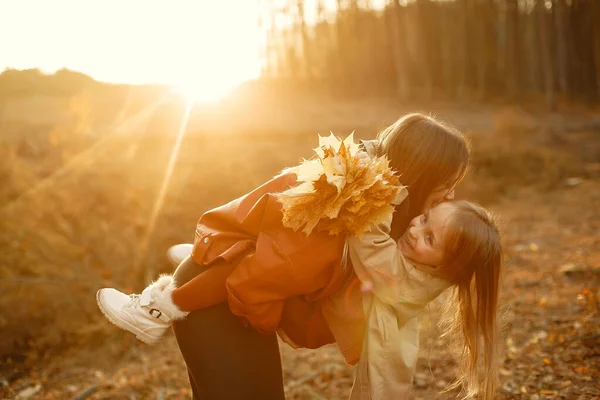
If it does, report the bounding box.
[377,113,470,226]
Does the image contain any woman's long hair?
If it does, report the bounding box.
[377,113,470,238]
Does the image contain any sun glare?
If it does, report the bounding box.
[171,77,241,104]
[0,0,263,97]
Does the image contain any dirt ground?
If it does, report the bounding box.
[1,97,599,399]
[7,182,598,400]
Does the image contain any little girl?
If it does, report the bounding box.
[97,114,502,398]
[338,198,502,399]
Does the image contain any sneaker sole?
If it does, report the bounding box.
[96,289,160,345]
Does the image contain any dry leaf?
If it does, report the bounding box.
[520,386,528,393]
[574,366,588,373]
[277,133,402,237]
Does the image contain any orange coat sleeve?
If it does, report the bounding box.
[225,192,346,333]
[182,174,298,315]
[189,172,345,334]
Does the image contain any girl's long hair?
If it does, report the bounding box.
[377,113,470,238]
[439,201,503,400]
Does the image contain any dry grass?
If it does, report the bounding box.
[0,93,357,361]
[1,91,599,399]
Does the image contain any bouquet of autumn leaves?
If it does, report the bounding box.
[277,133,402,238]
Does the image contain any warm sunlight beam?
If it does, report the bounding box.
[0,95,170,216]
[171,77,240,104]
[132,101,192,282]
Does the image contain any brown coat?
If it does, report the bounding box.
[191,172,352,350]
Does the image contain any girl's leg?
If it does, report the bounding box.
[97,253,236,344]
[172,256,286,400]
[171,260,234,311]
[96,275,188,345]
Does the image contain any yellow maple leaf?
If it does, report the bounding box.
[277,133,404,238]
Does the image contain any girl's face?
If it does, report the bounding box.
[398,202,455,267]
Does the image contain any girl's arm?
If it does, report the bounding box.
[346,187,410,305]
[350,303,422,400]
[346,188,434,399]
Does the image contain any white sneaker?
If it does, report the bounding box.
[96,275,188,344]
[166,244,194,267]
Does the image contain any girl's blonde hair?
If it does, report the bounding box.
[439,200,503,400]
[377,113,470,237]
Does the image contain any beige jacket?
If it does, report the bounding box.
[347,192,452,399]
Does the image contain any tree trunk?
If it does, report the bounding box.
[456,0,470,100]
[387,0,409,99]
[415,0,433,99]
[553,0,569,97]
[256,0,600,104]
[505,0,520,100]
[295,0,311,83]
[537,0,556,110]
[594,0,600,100]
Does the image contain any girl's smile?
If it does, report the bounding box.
[399,202,456,267]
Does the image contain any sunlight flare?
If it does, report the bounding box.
[0,1,262,90]
[0,95,170,216]
[132,101,193,281]
[171,77,240,104]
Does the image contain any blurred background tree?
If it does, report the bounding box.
[259,0,600,108]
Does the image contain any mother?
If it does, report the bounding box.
[169,113,469,399]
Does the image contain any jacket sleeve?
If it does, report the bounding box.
[194,173,298,244]
[349,301,422,400]
[191,173,304,332]
[346,187,410,305]
[225,203,345,333]
[225,213,296,333]
[193,172,345,335]
[346,201,425,399]
[346,188,452,399]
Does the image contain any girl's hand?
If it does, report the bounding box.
[355,151,371,164]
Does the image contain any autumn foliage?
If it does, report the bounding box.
[277,133,400,237]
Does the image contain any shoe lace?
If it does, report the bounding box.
[125,293,141,308]
[125,291,154,309]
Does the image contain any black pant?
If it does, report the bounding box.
[172,257,286,400]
